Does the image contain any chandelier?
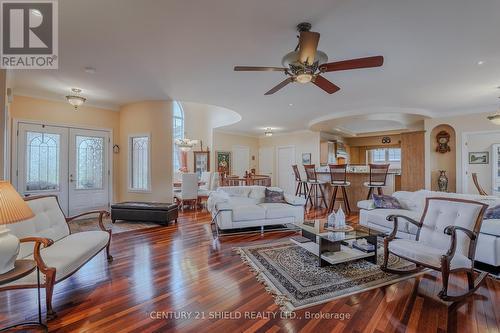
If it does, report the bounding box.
[175,138,198,152]
[66,88,86,110]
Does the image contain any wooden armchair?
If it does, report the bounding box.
[381,197,488,301]
[0,195,112,320]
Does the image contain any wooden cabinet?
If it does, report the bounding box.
[320,141,335,165]
[400,131,425,191]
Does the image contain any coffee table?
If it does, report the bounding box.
[290,220,382,267]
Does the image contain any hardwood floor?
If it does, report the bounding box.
[0,208,498,333]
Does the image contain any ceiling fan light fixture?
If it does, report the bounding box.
[296,73,313,84]
[65,88,86,110]
[488,114,500,125]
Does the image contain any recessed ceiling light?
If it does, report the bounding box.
[289,103,293,107]
[84,66,96,74]
[477,60,485,65]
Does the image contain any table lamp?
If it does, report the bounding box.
[0,181,34,274]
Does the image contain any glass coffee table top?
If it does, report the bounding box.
[296,219,382,242]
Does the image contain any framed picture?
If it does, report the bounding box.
[302,153,311,165]
[216,151,231,175]
[193,151,210,178]
[469,152,489,164]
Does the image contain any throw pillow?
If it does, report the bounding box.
[264,188,286,203]
[372,194,403,209]
[484,204,500,220]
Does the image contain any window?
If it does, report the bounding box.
[25,131,60,191]
[172,101,184,172]
[129,135,150,191]
[370,148,401,163]
[76,135,104,189]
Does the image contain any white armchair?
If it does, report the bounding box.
[381,197,489,301]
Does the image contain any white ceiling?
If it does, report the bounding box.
[9,0,500,135]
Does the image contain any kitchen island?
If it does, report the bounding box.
[315,170,399,213]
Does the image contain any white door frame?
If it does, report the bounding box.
[12,118,114,209]
[276,145,295,192]
[461,129,500,194]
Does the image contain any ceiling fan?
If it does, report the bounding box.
[234,22,384,95]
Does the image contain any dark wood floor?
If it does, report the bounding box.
[0,208,499,333]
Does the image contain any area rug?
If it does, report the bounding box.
[235,241,425,312]
[69,217,162,234]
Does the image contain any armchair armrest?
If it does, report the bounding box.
[66,210,111,232]
[385,214,422,241]
[443,226,477,258]
[19,237,54,273]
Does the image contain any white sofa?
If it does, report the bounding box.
[207,186,306,230]
[0,195,112,319]
[358,190,500,269]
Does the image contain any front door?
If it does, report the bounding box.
[68,128,110,216]
[232,146,250,177]
[16,122,111,216]
[17,123,69,212]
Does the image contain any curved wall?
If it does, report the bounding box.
[118,101,173,202]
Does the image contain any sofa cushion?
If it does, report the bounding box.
[217,186,252,197]
[258,203,295,219]
[484,205,500,220]
[249,186,266,201]
[10,196,70,259]
[228,197,259,206]
[9,231,110,285]
[389,238,472,270]
[481,219,500,237]
[264,188,286,203]
[357,200,375,210]
[364,209,421,234]
[232,205,266,222]
[372,194,403,209]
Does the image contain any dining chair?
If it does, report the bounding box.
[198,172,212,209]
[304,164,327,209]
[174,173,198,211]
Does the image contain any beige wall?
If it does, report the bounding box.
[183,104,213,172]
[424,112,500,193]
[118,101,173,202]
[212,130,259,173]
[0,70,6,180]
[258,130,320,184]
[9,95,121,196]
[429,124,456,192]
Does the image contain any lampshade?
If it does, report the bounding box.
[0,181,34,225]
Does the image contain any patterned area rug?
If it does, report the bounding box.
[69,217,163,234]
[235,241,424,312]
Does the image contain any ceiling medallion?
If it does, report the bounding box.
[66,88,86,110]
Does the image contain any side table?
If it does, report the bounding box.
[0,260,47,332]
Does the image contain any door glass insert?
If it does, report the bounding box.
[76,136,104,189]
[25,131,60,191]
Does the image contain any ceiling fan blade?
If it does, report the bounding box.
[313,75,340,94]
[264,77,294,95]
[234,66,287,72]
[298,31,320,66]
[320,56,384,72]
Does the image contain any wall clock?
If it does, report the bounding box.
[436,131,451,153]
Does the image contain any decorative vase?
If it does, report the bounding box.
[438,170,448,192]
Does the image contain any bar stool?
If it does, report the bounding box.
[304,164,328,209]
[328,164,351,214]
[292,165,308,198]
[364,163,390,199]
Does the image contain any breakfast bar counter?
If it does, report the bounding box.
[315,171,398,212]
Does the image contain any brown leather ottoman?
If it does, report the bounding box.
[111,202,178,225]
